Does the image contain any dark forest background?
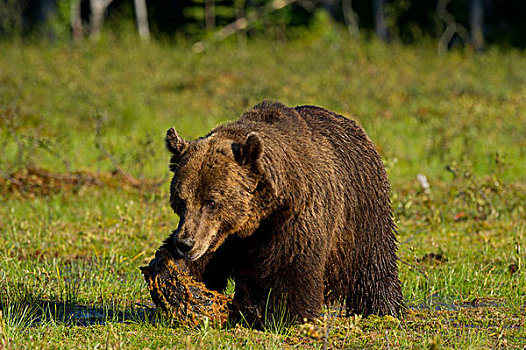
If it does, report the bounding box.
[1,0,525,49]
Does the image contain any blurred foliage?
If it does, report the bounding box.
[0,0,24,36]
[1,0,526,47]
[1,32,525,184]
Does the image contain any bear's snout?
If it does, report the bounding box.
[175,236,195,253]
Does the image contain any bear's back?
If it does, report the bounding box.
[239,101,370,150]
[237,100,307,132]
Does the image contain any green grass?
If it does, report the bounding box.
[1,29,525,348]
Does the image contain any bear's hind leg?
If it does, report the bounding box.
[345,257,404,317]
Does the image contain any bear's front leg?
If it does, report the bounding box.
[228,276,264,326]
[232,260,325,328]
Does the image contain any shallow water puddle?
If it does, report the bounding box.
[25,301,159,326]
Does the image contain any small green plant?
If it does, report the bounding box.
[445,154,518,220]
[0,300,39,341]
[263,290,295,336]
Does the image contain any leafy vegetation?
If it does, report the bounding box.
[1,29,525,348]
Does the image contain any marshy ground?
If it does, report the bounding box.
[1,33,525,348]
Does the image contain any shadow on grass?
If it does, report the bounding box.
[1,299,164,327]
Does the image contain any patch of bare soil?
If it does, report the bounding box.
[0,167,165,197]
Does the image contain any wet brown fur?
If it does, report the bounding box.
[160,101,404,325]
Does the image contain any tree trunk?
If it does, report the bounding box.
[90,0,114,40]
[342,0,359,38]
[436,0,469,54]
[71,0,83,40]
[235,0,246,45]
[134,0,150,41]
[31,0,57,39]
[205,0,216,30]
[469,0,484,52]
[373,0,389,42]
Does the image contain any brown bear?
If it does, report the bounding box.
[159,101,403,325]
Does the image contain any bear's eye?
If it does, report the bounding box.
[204,200,217,210]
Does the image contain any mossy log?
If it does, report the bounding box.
[140,249,230,327]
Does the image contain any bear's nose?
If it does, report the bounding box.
[175,236,195,253]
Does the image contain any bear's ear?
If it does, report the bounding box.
[165,127,188,158]
[232,132,263,167]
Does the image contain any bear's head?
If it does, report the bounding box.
[165,127,272,261]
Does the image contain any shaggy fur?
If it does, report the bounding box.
[160,101,404,325]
